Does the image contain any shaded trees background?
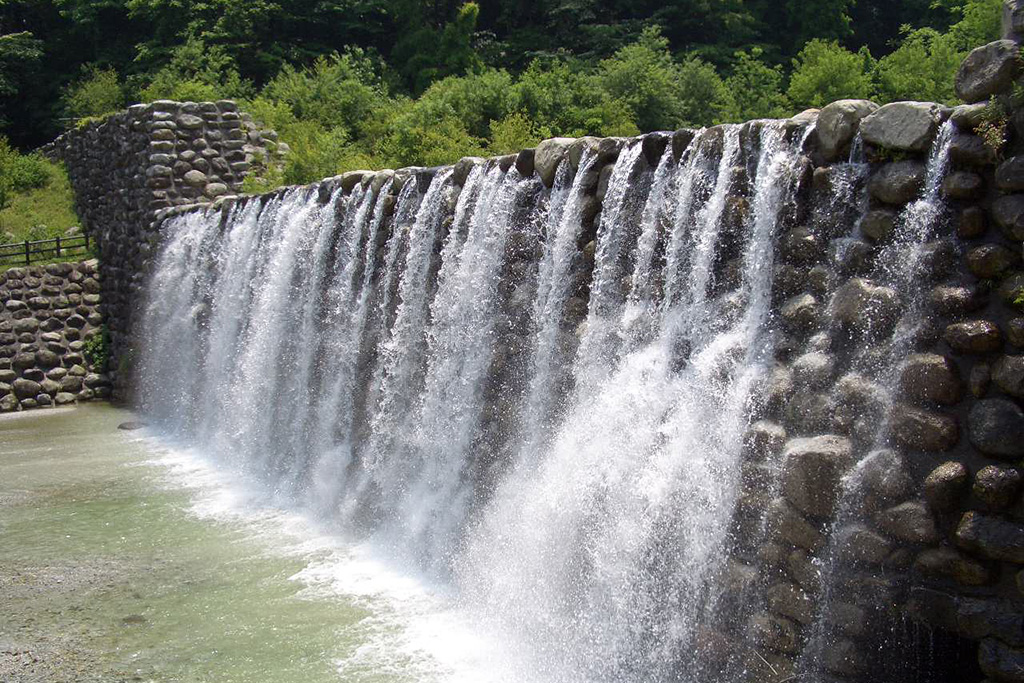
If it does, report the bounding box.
[0,0,1007,182]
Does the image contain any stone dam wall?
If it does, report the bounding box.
[16,2,1024,679]
[39,100,279,394]
[0,261,111,410]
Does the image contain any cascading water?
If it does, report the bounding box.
[135,117,955,682]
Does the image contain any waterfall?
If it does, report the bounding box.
[135,118,954,682]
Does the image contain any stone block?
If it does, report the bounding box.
[956,39,1022,103]
[969,399,1024,459]
[781,435,854,518]
[924,461,970,511]
[956,511,1024,562]
[876,501,940,544]
[860,101,944,152]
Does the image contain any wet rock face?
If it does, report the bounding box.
[1008,0,1024,40]
[891,404,959,452]
[924,461,970,511]
[944,320,1004,354]
[914,547,992,586]
[956,512,1024,563]
[955,39,1022,103]
[861,208,897,242]
[860,102,944,152]
[533,137,575,187]
[0,262,110,412]
[876,501,940,545]
[996,156,1024,191]
[979,637,1024,683]
[900,353,962,405]
[993,194,1024,240]
[832,278,899,334]
[816,99,879,161]
[969,399,1024,459]
[973,465,1023,511]
[31,31,1024,675]
[781,436,855,518]
[868,161,927,204]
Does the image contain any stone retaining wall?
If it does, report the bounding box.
[37,2,1024,677]
[143,26,1024,681]
[709,15,1024,680]
[0,261,111,411]
[42,100,278,396]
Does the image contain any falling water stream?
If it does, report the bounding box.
[132,120,956,682]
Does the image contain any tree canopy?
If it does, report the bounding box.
[0,0,1007,184]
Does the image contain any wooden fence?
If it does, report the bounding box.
[0,233,92,267]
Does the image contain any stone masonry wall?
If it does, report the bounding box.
[711,7,1024,681]
[35,1,1024,677]
[0,261,111,412]
[41,100,278,396]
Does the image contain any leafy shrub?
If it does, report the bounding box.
[489,112,546,155]
[721,48,791,122]
[241,162,285,194]
[414,69,515,139]
[510,57,636,137]
[874,28,961,104]
[977,100,1009,158]
[5,152,49,192]
[379,98,484,168]
[139,38,253,103]
[260,50,388,137]
[948,0,1004,47]
[676,56,732,127]
[243,96,297,134]
[599,26,689,131]
[278,121,376,186]
[788,39,876,109]
[0,138,50,213]
[0,140,79,241]
[83,326,110,371]
[63,66,125,121]
[392,1,484,93]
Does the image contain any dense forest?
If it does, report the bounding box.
[0,0,1008,193]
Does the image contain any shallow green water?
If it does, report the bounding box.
[0,404,418,683]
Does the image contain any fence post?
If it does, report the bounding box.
[24,241,29,266]
[55,236,61,258]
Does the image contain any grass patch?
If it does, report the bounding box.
[0,159,81,243]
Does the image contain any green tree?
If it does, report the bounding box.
[392,2,483,93]
[0,136,13,212]
[63,65,124,121]
[721,48,790,122]
[277,120,374,185]
[413,68,514,138]
[0,30,42,128]
[676,56,732,127]
[875,28,961,104]
[509,57,637,137]
[260,50,388,137]
[599,26,686,131]
[782,0,854,53]
[139,36,253,102]
[379,96,484,167]
[947,0,1003,48]
[124,0,279,75]
[787,39,875,110]
[489,112,545,154]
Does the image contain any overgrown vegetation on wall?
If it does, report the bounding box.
[0,0,1006,187]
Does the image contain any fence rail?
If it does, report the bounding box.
[0,233,92,267]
